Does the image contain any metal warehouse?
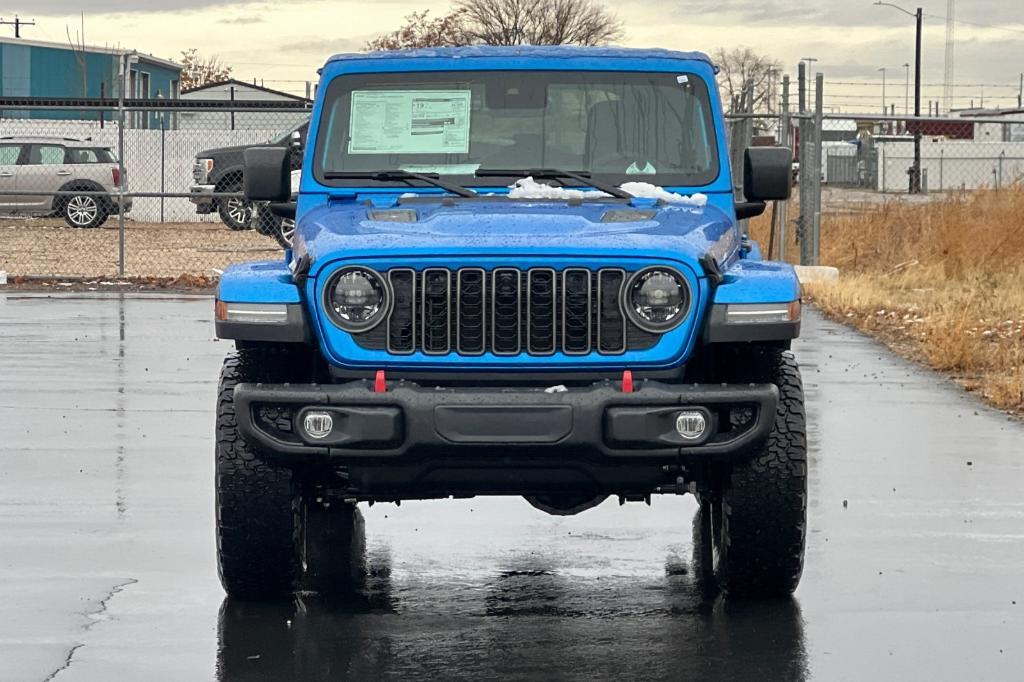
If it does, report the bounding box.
[0,35,181,124]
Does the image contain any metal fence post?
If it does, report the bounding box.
[778,76,791,262]
[117,54,127,278]
[810,73,824,266]
[797,63,809,264]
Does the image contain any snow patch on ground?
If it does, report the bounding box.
[505,177,707,206]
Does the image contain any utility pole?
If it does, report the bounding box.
[0,15,35,37]
[903,63,911,116]
[1018,73,1023,108]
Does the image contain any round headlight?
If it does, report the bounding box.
[622,267,690,332]
[324,266,390,332]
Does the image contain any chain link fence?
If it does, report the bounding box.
[2,89,1023,280]
[1,98,307,279]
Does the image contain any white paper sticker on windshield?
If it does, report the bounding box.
[348,90,471,155]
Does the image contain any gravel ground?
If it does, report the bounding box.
[1,217,283,278]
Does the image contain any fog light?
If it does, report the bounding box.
[303,411,334,439]
[675,410,707,441]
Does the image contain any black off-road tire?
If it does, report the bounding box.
[216,348,303,599]
[713,347,807,598]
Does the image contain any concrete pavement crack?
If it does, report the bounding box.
[40,577,138,681]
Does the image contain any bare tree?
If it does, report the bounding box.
[712,47,780,114]
[365,10,470,51]
[365,0,622,50]
[180,49,233,90]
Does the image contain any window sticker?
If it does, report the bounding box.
[348,90,472,155]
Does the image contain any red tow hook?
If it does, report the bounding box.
[373,369,387,393]
[621,369,634,394]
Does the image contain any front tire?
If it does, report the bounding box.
[218,182,252,231]
[216,350,303,599]
[712,348,807,598]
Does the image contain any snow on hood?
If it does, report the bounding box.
[505,176,707,207]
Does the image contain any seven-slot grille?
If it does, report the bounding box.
[358,267,663,356]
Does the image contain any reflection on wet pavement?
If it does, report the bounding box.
[1,294,1023,681]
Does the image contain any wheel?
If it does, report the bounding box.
[711,347,807,598]
[216,348,304,599]
[218,183,252,230]
[275,217,296,249]
[254,205,295,249]
[61,192,108,228]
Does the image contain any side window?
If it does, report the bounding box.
[27,145,67,165]
[67,148,103,164]
[0,144,21,166]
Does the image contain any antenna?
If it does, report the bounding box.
[943,0,956,113]
[0,14,36,38]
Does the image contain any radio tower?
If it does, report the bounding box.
[943,0,956,112]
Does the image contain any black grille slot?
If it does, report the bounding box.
[492,268,521,355]
[350,266,673,356]
[421,269,451,354]
[597,269,626,354]
[457,268,486,354]
[527,268,557,354]
[387,269,416,354]
[562,269,591,355]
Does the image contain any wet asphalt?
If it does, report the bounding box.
[0,293,1022,681]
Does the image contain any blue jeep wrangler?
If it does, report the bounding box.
[214,46,805,600]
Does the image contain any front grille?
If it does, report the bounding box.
[358,267,663,356]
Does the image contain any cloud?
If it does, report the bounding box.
[220,15,264,24]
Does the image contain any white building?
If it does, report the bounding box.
[179,79,310,135]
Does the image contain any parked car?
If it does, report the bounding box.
[0,136,130,228]
[189,121,307,230]
[215,46,804,601]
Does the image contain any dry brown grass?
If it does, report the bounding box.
[755,186,1024,415]
[1,217,282,279]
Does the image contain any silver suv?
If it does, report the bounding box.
[0,136,131,228]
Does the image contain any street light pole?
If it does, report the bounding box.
[878,67,887,114]
[874,2,923,193]
[913,6,922,193]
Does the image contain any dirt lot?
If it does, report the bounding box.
[1,217,284,278]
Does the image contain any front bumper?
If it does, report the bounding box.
[189,184,216,212]
[234,379,778,495]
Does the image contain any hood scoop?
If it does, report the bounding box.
[367,209,418,222]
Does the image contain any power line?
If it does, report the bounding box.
[922,12,1024,35]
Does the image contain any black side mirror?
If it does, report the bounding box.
[743,146,793,202]
[244,147,291,202]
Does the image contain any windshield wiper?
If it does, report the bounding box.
[322,170,477,198]
[476,168,632,200]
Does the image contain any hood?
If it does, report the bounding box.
[297,196,738,276]
[195,140,273,159]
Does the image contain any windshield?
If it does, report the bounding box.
[313,70,719,188]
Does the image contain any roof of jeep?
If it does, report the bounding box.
[325,45,712,66]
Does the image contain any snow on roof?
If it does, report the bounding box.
[326,45,712,66]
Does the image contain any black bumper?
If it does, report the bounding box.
[234,380,777,494]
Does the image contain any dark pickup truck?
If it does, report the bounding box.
[189,121,306,230]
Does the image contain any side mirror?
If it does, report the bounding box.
[244,147,290,202]
[289,130,303,151]
[743,146,793,202]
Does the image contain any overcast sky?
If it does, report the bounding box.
[4,0,1023,111]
